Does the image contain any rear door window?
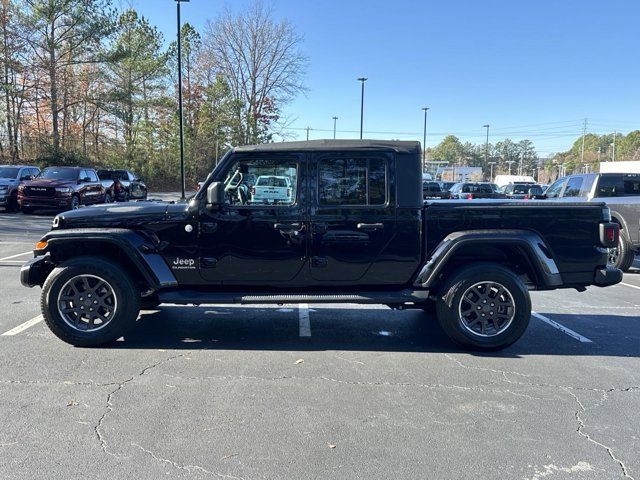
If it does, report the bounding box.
[318,156,387,206]
[545,178,566,198]
[563,177,583,197]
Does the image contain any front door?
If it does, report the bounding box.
[198,152,307,284]
[309,151,398,284]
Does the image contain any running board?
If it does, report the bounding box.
[157,289,430,306]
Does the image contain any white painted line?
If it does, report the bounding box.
[0,260,26,264]
[532,311,593,343]
[0,251,31,262]
[620,282,640,291]
[298,303,311,337]
[1,315,43,336]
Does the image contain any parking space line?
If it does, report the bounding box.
[0,251,32,262]
[532,311,593,343]
[1,315,43,336]
[298,303,311,337]
[620,282,640,291]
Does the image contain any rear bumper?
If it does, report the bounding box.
[593,267,623,287]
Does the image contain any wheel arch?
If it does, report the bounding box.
[415,230,562,290]
[35,229,177,291]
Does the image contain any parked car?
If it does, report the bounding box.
[422,181,449,199]
[96,169,148,201]
[494,175,536,189]
[502,183,544,199]
[22,140,620,351]
[438,181,456,192]
[0,165,40,212]
[449,182,507,199]
[17,167,106,213]
[250,175,293,204]
[541,172,640,271]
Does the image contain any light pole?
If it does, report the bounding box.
[488,161,496,182]
[422,107,429,172]
[357,77,367,139]
[483,124,490,165]
[506,160,515,175]
[176,0,190,201]
[332,116,338,139]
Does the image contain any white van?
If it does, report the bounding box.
[494,175,536,188]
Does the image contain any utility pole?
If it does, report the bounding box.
[612,131,617,161]
[580,118,587,163]
[506,160,515,175]
[332,117,338,139]
[357,77,367,139]
[306,126,311,141]
[422,107,430,172]
[176,0,190,201]
[488,161,496,182]
[483,124,490,164]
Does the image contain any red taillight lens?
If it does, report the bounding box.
[250,186,255,195]
[466,193,473,200]
[524,194,529,200]
[605,226,616,243]
[196,184,200,191]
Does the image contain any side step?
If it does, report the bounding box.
[157,289,430,306]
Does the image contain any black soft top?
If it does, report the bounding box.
[234,139,421,154]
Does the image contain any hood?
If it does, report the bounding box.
[54,201,177,229]
[23,178,77,188]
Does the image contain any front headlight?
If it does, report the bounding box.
[18,184,25,191]
[55,187,72,193]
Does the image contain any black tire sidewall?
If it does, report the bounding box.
[71,196,80,209]
[436,263,531,350]
[614,232,635,272]
[41,257,140,346]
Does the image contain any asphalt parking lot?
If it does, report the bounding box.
[0,205,639,480]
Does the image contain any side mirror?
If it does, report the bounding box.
[80,177,91,183]
[207,181,225,207]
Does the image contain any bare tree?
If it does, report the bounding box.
[202,1,307,144]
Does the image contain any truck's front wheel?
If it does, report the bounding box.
[41,256,141,346]
[435,263,531,351]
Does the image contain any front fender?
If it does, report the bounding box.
[414,229,562,289]
[29,228,177,289]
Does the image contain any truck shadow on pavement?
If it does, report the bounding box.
[106,306,640,358]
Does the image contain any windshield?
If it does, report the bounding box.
[0,167,19,178]
[37,168,78,181]
[97,170,127,181]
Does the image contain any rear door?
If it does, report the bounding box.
[309,151,397,283]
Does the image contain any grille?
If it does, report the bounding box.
[25,186,55,197]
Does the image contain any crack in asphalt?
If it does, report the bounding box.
[131,442,247,479]
[94,353,187,458]
[562,387,635,480]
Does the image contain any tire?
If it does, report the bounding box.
[608,231,635,272]
[104,193,112,204]
[70,195,80,210]
[40,256,141,347]
[435,263,531,351]
[6,196,18,213]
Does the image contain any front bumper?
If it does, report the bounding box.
[19,195,72,209]
[20,255,52,288]
[593,267,623,287]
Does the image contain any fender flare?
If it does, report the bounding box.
[414,229,562,289]
[36,228,177,289]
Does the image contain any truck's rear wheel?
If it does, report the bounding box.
[41,256,140,346]
[608,231,635,272]
[435,263,531,350]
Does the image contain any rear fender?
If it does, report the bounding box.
[415,229,562,289]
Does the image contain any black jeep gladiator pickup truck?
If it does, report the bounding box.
[21,140,622,350]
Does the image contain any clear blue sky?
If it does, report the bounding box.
[127,0,639,156]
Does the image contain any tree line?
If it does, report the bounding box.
[0,0,306,189]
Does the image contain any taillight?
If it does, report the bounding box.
[466,193,473,200]
[287,188,291,197]
[599,223,619,248]
[250,186,255,195]
[196,183,200,191]
[524,195,530,200]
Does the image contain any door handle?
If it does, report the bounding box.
[357,223,384,231]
